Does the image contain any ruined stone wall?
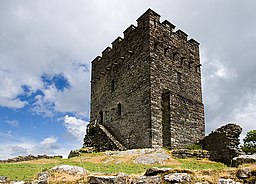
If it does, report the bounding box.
[90,18,152,148]
[146,11,205,148]
[201,123,242,165]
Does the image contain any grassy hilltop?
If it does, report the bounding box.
[0,148,255,183]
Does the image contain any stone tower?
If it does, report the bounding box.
[84,9,205,151]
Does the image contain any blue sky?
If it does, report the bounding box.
[1,0,256,159]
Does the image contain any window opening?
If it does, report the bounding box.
[177,72,182,84]
[173,52,179,61]
[117,103,121,116]
[164,48,168,56]
[180,57,185,66]
[99,111,103,123]
[111,79,115,91]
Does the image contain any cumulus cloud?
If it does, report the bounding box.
[40,136,57,146]
[0,0,91,116]
[63,115,88,142]
[0,132,72,160]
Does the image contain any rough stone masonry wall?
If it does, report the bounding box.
[201,123,242,165]
[90,17,152,149]
[147,11,205,148]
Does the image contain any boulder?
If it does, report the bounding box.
[0,176,8,184]
[232,154,256,167]
[35,172,49,184]
[144,167,172,176]
[88,176,118,184]
[134,149,170,164]
[236,168,251,179]
[12,182,26,184]
[218,178,241,184]
[132,176,162,184]
[200,123,242,165]
[88,173,127,184]
[164,173,191,183]
[50,165,87,175]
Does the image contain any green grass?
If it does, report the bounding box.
[176,158,227,170]
[0,163,57,181]
[0,161,152,180]
[0,153,228,181]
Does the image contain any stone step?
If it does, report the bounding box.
[98,124,127,151]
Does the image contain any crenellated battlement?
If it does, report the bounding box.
[92,9,199,68]
[123,24,136,37]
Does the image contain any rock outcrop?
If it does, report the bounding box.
[50,165,87,175]
[144,167,172,176]
[200,123,242,165]
[164,173,191,183]
[172,149,210,159]
[88,173,128,184]
[0,176,8,183]
[0,155,62,163]
[232,154,256,167]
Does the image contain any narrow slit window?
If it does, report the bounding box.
[117,103,121,116]
[180,57,185,66]
[99,111,103,123]
[164,48,168,56]
[177,72,182,84]
[111,79,115,91]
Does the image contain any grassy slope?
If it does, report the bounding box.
[0,150,229,181]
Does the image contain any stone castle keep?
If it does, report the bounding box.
[84,9,205,151]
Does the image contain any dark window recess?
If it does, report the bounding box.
[195,65,201,73]
[99,111,103,123]
[164,48,168,56]
[173,52,179,61]
[180,57,185,66]
[177,72,182,84]
[154,41,159,50]
[117,103,121,116]
[111,79,115,91]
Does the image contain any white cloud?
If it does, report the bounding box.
[6,120,19,127]
[29,64,90,117]
[40,136,57,146]
[32,94,55,117]
[55,64,90,117]
[0,1,92,115]
[63,115,88,142]
[229,91,256,139]
[0,132,76,160]
[201,49,236,81]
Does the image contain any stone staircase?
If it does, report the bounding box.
[98,124,127,151]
